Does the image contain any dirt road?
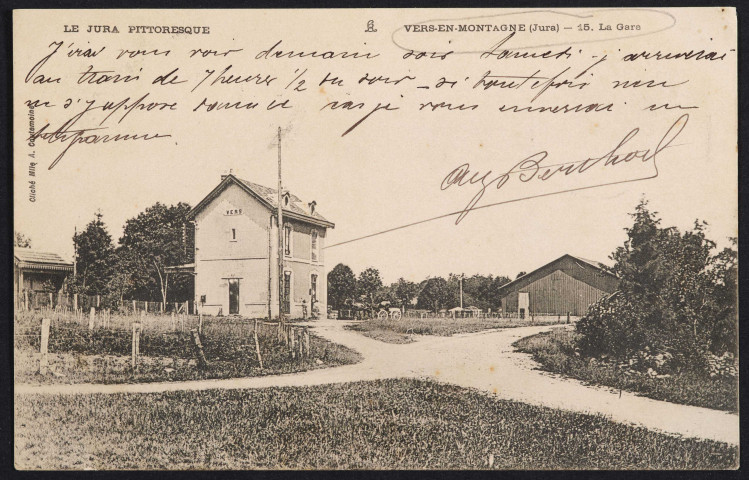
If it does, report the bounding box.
[15,320,739,445]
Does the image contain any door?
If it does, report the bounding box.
[518,292,529,318]
[310,274,318,305]
[228,279,240,315]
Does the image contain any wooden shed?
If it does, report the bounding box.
[14,248,73,310]
[497,255,619,317]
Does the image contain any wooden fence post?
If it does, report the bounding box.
[191,329,208,369]
[171,312,176,332]
[290,327,297,359]
[132,300,136,314]
[199,314,203,335]
[88,307,95,331]
[73,293,78,312]
[298,328,303,359]
[48,292,53,307]
[253,319,264,369]
[131,322,142,371]
[23,291,28,311]
[144,301,148,313]
[97,295,101,308]
[39,318,50,375]
[304,327,310,358]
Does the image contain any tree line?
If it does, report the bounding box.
[327,264,513,313]
[51,203,194,308]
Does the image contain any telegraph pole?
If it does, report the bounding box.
[73,225,77,279]
[277,127,284,323]
[460,274,464,309]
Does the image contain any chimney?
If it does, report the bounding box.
[221,168,234,181]
[308,200,316,214]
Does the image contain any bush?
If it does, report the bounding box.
[515,330,738,412]
[575,200,737,375]
[576,295,646,360]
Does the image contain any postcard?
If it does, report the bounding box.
[13,8,737,470]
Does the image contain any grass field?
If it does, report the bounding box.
[15,378,736,470]
[346,316,566,343]
[15,313,361,385]
[514,329,738,412]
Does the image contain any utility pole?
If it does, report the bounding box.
[73,225,77,279]
[460,273,464,309]
[277,127,284,324]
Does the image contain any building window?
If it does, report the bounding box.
[284,225,292,256]
[311,230,318,262]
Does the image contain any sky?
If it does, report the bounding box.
[14,9,737,285]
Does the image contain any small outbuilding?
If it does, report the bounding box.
[14,248,73,309]
[497,254,619,317]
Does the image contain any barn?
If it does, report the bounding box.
[497,254,619,317]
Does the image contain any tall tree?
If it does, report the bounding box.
[443,274,513,311]
[105,247,140,306]
[327,263,357,310]
[14,231,31,248]
[417,277,451,312]
[357,267,383,308]
[577,198,738,372]
[462,274,497,310]
[393,277,420,308]
[706,238,738,354]
[490,275,512,310]
[73,211,115,295]
[119,202,192,303]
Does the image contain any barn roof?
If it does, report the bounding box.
[14,248,73,272]
[187,174,334,228]
[497,254,618,296]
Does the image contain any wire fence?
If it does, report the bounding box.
[16,292,195,315]
[14,308,313,380]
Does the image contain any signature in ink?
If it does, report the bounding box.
[441,113,689,224]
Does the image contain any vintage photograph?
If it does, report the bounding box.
[13,8,738,469]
